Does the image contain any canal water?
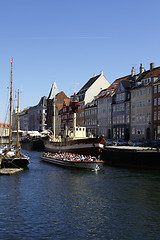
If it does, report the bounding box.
[0,150,160,240]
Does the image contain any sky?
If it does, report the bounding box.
[0,0,160,122]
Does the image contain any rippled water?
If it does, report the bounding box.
[0,150,160,239]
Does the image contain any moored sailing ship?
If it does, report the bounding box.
[0,59,30,169]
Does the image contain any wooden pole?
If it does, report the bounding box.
[9,59,13,147]
[16,89,19,156]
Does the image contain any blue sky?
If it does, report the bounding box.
[0,0,160,122]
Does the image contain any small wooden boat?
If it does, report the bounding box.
[40,152,103,170]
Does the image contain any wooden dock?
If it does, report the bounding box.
[0,168,23,175]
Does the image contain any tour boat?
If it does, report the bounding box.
[40,152,103,170]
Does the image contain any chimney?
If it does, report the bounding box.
[140,64,145,74]
[131,67,135,76]
[100,70,103,76]
[150,62,155,70]
[93,73,96,77]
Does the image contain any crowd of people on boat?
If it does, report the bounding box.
[42,152,100,162]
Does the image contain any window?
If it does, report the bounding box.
[158,111,160,120]
[154,99,157,106]
[154,86,157,93]
[158,85,160,92]
[147,99,151,106]
[122,115,124,123]
[132,127,136,134]
[154,112,157,120]
[126,115,130,123]
[113,128,116,139]
[132,115,135,123]
[147,88,151,94]
[158,98,160,105]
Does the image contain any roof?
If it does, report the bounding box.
[120,79,134,90]
[55,91,69,104]
[96,75,130,100]
[0,123,10,128]
[48,81,58,99]
[77,74,100,94]
[141,66,160,79]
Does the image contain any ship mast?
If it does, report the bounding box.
[16,89,20,156]
[9,58,13,147]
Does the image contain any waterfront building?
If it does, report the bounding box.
[0,123,9,137]
[111,74,134,140]
[19,96,47,132]
[152,77,160,139]
[47,81,69,132]
[55,102,63,137]
[84,99,98,137]
[97,79,120,138]
[46,81,59,130]
[19,108,29,131]
[131,83,152,140]
[76,71,110,127]
[61,98,71,134]
[130,63,160,140]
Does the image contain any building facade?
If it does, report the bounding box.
[77,71,110,127]
[112,76,133,140]
[19,96,47,131]
[84,100,98,137]
[152,78,160,139]
[131,84,152,140]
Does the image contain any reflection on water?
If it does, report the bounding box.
[0,150,160,239]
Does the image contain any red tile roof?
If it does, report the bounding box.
[142,66,160,79]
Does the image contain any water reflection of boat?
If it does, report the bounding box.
[40,152,103,170]
[0,59,30,169]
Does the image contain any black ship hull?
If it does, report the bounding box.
[1,157,30,169]
[101,146,160,169]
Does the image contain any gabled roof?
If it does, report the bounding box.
[48,81,58,99]
[120,79,134,90]
[55,91,69,104]
[97,75,131,100]
[151,76,160,85]
[77,74,100,94]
